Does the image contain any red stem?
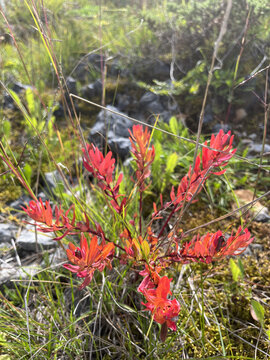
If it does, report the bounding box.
[158,203,177,238]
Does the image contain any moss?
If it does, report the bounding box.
[0,184,22,203]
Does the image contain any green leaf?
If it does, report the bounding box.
[189,81,200,94]
[25,88,35,115]
[8,89,21,107]
[141,240,150,258]
[118,304,137,313]
[2,120,11,138]
[237,258,245,277]
[266,329,270,340]
[169,116,178,135]
[229,258,241,282]
[251,300,265,327]
[165,153,178,175]
[23,163,32,185]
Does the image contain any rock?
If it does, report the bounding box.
[37,192,47,202]
[3,92,16,110]
[138,92,169,123]
[3,82,32,110]
[17,225,57,251]
[116,94,134,112]
[202,104,213,124]
[89,105,133,159]
[8,194,32,212]
[144,100,164,114]
[254,211,270,223]
[133,59,170,81]
[44,170,63,189]
[66,76,77,94]
[12,81,33,93]
[81,79,102,99]
[95,105,133,138]
[0,262,42,284]
[106,134,131,159]
[73,54,104,81]
[248,143,270,156]
[248,133,257,140]
[86,53,104,71]
[234,108,247,122]
[242,242,263,256]
[0,224,17,243]
[159,111,172,123]
[53,101,79,118]
[139,92,159,107]
[212,123,231,134]
[232,189,270,223]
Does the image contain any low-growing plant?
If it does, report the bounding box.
[19,124,254,342]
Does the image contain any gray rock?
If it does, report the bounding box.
[81,79,102,99]
[248,143,270,155]
[139,92,159,107]
[37,192,47,202]
[212,123,231,134]
[12,81,33,93]
[17,225,57,251]
[89,106,133,159]
[0,262,42,284]
[66,76,77,94]
[248,133,257,140]
[44,170,63,189]
[254,208,270,223]
[95,105,133,138]
[106,135,131,159]
[116,94,133,112]
[159,111,172,123]
[144,100,164,114]
[3,92,15,110]
[202,104,213,124]
[133,59,170,81]
[0,224,17,243]
[8,194,32,212]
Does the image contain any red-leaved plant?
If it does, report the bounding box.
[22,125,254,341]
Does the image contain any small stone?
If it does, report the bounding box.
[0,262,42,284]
[248,143,270,155]
[8,194,32,212]
[234,108,247,122]
[17,225,57,251]
[44,170,63,189]
[66,76,77,94]
[248,133,257,140]
[212,123,231,134]
[0,224,17,243]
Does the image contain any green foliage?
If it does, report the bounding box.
[23,163,32,186]
[230,258,244,282]
[152,117,195,194]
[251,299,265,327]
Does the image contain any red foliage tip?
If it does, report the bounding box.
[179,226,254,263]
[202,129,236,172]
[22,198,53,226]
[162,130,236,213]
[129,125,155,190]
[82,144,115,186]
[82,144,126,214]
[140,276,180,331]
[22,198,76,239]
[63,234,114,289]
